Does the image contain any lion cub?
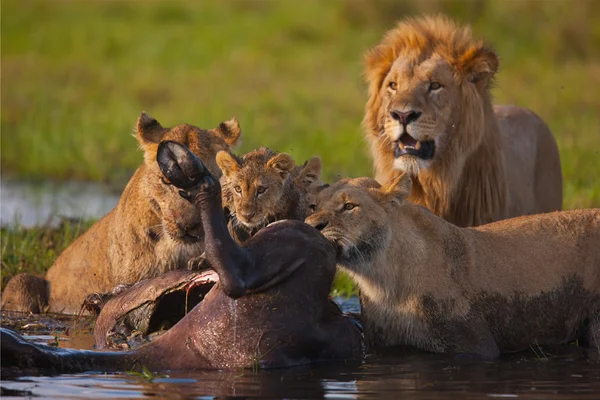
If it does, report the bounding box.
[216,148,322,243]
[306,174,600,359]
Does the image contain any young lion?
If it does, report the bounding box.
[1,113,241,314]
[216,148,322,243]
[306,175,599,359]
[363,15,562,227]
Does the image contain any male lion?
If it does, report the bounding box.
[363,15,562,226]
[216,148,322,242]
[306,174,599,359]
[1,113,241,314]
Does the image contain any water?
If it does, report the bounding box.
[2,298,599,398]
[1,349,599,398]
[0,180,120,228]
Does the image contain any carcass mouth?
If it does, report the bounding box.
[394,133,435,160]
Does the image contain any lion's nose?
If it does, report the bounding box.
[241,210,255,220]
[390,110,422,125]
[308,219,328,231]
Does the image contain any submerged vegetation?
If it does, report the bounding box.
[1,0,599,295]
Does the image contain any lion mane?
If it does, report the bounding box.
[362,15,561,227]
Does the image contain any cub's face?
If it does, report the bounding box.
[217,148,295,230]
[136,112,241,244]
[379,58,460,176]
[306,175,411,270]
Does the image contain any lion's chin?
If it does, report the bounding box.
[238,219,269,234]
[393,156,430,177]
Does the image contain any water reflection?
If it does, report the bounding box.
[0,180,120,228]
[1,347,599,399]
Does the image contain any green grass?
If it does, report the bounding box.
[1,220,94,291]
[2,0,600,296]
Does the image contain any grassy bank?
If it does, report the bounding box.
[2,0,599,206]
[2,0,599,295]
[1,220,95,291]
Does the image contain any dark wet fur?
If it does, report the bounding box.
[418,276,600,359]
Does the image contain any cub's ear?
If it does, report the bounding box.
[214,117,241,147]
[136,112,167,146]
[267,153,295,179]
[216,151,240,178]
[458,45,499,90]
[378,172,412,203]
[295,156,322,188]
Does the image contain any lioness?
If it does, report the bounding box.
[1,113,241,314]
[306,174,599,359]
[363,15,562,226]
[216,147,322,242]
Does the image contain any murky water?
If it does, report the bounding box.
[0,180,120,227]
[2,298,599,398]
[1,347,599,398]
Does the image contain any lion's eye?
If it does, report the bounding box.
[160,177,171,186]
[256,186,266,194]
[343,203,357,211]
[234,186,242,194]
[388,81,398,91]
[309,204,317,212]
[428,81,442,91]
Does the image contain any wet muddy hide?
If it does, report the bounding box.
[93,269,217,350]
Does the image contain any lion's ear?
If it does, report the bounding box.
[295,157,322,188]
[136,112,168,146]
[216,151,240,178]
[214,117,242,147]
[379,173,412,202]
[267,153,295,179]
[458,46,499,90]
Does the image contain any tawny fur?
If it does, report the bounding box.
[306,175,599,358]
[217,147,322,243]
[363,15,562,227]
[1,113,241,314]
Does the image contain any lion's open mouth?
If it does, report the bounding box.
[394,133,435,160]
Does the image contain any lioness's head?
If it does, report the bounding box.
[363,15,499,177]
[306,174,411,270]
[136,112,241,244]
[216,147,297,230]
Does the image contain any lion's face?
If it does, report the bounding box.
[306,177,405,270]
[217,148,296,231]
[380,58,460,176]
[136,113,241,244]
[363,16,499,181]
